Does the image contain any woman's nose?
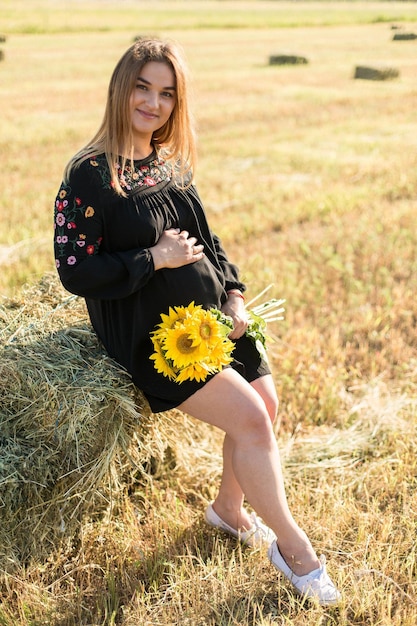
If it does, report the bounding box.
[147,91,159,109]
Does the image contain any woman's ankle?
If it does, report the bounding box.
[212,498,252,531]
[276,537,320,576]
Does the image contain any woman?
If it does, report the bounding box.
[54,38,340,605]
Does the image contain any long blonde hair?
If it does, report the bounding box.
[64,38,197,194]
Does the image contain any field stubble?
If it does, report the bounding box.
[1,6,417,626]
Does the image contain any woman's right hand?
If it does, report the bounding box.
[149,228,205,270]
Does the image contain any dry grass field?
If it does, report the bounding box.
[1,1,417,625]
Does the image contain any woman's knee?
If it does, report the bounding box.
[237,401,275,446]
[178,368,275,440]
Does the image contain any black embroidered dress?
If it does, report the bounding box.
[54,150,269,412]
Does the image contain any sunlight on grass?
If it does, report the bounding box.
[1,1,417,34]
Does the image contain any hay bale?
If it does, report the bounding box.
[0,274,223,571]
[393,32,417,41]
[269,54,308,66]
[0,33,5,61]
[0,275,155,570]
[353,65,400,81]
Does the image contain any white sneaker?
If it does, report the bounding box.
[268,540,341,606]
[205,503,276,548]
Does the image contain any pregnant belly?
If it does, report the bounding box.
[152,258,224,312]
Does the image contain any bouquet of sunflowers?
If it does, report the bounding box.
[150,289,285,384]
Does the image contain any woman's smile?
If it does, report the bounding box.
[137,109,159,120]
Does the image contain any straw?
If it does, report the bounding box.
[0,274,166,570]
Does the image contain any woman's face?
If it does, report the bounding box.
[129,61,176,141]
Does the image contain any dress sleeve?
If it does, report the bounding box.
[211,232,246,293]
[54,164,155,300]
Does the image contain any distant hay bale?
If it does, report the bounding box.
[0,274,214,571]
[0,33,5,61]
[269,54,308,66]
[353,65,400,81]
[392,32,417,41]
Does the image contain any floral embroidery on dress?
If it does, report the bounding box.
[54,187,101,268]
[54,152,171,269]
[90,153,171,192]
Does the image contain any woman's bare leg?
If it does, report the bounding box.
[211,375,279,531]
[178,368,319,575]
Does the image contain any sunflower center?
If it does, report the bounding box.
[199,322,212,340]
[176,333,197,354]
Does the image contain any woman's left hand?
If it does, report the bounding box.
[221,293,249,340]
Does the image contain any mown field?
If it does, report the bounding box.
[1,1,417,625]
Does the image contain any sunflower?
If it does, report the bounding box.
[150,302,237,384]
[187,308,230,349]
[163,325,207,368]
[152,302,202,339]
[206,337,235,369]
[172,301,201,322]
[175,362,212,383]
[149,337,177,380]
[156,304,184,330]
